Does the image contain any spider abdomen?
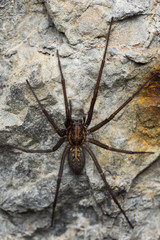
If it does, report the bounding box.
[68,146,85,175]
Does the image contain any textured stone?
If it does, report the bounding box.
[0,0,160,240]
[44,0,153,44]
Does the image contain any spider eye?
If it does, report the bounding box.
[79,120,82,124]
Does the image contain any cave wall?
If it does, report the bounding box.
[0,0,160,239]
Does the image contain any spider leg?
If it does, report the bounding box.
[69,100,72,116]
[0,137,66,153]
[86,17,113,126]
[57,50,71,127]
[87,138,154,154]
[51,144,71,227]
[83,143,134,229]
[88,71,159,133]
[26,80,65,137]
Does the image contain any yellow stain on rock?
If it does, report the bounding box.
[148,191,155,199]
[136,67,160,144]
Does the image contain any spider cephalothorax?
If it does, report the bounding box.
[67,119,87,145]
[0,17,158,229]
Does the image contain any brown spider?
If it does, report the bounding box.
[0,17,158,229]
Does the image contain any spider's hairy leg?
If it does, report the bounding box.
[87,138,154,154]
[26,80,65,137]
[88,71,160,133]
[51,144,71,227]
[69,100,72,116]
[83,144,134,229]
[86,17,113,127]
[57,50,71,127]
[0,137,66,153]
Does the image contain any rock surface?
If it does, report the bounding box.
[0,0,160,239]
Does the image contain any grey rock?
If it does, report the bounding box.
[44,0,153,44]
[0,0,160,240]
[125,50,154,64]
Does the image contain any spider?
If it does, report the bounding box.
[0,17,158,229]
